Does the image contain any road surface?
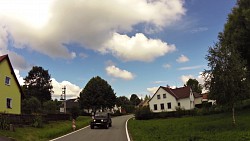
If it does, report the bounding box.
[51,115,133,141]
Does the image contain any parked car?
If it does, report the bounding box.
[90,112,112,129]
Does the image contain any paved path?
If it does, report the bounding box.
[51,115,133,141]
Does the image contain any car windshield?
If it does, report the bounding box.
[95,113,108,118]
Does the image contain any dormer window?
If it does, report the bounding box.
[5,76,11,85]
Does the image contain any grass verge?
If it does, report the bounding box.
[0,116,91,141]
[128,109,250,141]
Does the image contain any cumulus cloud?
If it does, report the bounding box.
[106,65,135,80]
[147,87,159,94]
[14,69,24,86]
[102,33,176,62]
[180,75,194,84]
[51,78,82,99]
[176,54,189,63]
[0,0,185,60]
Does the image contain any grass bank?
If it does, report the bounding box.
[0,116,91,141]
[128,109,250,141]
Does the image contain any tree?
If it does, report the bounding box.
[116,96,130,107]
[185,78,202,93]
[130,94,141,106]
[22,97,41,114]
[23,66,53,104]
[204,41,249,125]
[79,76,116,112]
[222,0,250,78]
[43,100,57,114]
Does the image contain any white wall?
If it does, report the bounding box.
[194,97,202,105]
[149,88,178,112]
[177,98,194,110]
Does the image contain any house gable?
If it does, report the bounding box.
[0,54,23,114]
[149,86,195,112]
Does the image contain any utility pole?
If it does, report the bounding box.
[60,86,66,113]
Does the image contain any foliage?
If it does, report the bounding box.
[130,94,141,106]
[0,114,9,130]
[70,106,80,120]
[43,100,57,114]
[32,115,43,128]
[134,106,153,120]
[116,96,131,107]
[185,78,202,93]
[128,109,250,141]
[23,66,53,104]
[203,0,250,124]
[222,0,250,78]
[22,97,42,114]
[0,116,91,141]
[79,76,116,111]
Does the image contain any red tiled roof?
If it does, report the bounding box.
[161,86,191,99]
[0,54,8,62]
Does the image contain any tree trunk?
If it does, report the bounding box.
[232,105,236,125]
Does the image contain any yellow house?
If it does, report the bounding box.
[0,54,23,114]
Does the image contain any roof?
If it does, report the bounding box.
[0,54,24,98]
[193,92,202,98]
[149,86,192,102]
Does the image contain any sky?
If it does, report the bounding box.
[0,0,237,100]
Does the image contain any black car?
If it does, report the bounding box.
[90,112,112,129]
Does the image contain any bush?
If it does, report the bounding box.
[134,106,153,120]
[70,106,80,120]
[32,114,43,128]
[0,114,9,130]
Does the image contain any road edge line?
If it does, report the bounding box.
[126,116,133,141]
[50,125,90,141]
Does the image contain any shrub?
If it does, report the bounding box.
[70,106,80,120]
[0,114,9,130]
[134,106,153,120]
[32,114,43,128]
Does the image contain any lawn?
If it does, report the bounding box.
[0,116,91,141]
[128,109,250,141]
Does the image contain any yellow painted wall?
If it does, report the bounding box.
[0,59,21,114]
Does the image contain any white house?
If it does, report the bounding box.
[149,86,195,112]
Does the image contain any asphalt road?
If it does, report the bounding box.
[51,115,133,141]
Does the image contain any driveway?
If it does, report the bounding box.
[51,115,133,141]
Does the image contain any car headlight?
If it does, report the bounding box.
[93,119,96,122]
[101,119,104,122]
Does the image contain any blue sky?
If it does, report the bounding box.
[0,0,236,99]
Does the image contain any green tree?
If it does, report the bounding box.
[130,94,141,106]
[43,100,57,114]
[185,78,202,93]
[116,96,130,107]
[222,0,250,78]
[204,42,249,125]
[21,97,41,114]
[23,66,53,104]
[79,76,116,112]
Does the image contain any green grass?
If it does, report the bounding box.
[0,116,91,141]
[128,109,250,141]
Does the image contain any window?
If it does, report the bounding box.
[157,95,160,99]
[163,94,166,99]
[160,103,164,110]
[7,98,12,109]
[5,76,11,85]
[178,102,181,107]
[167,102,171,109]
[154,104,157,110]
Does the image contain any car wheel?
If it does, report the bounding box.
[109,123,112,127]
[105,124,109,129]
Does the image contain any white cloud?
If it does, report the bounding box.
[147,87,159,94]
[190,27,208,33]
[0,0,185,60]
[14,69,24,86]
[106,65,135,80]
[178,65,203,70]
[176,54,189,63]
[102,33,176,62]
[51,78,82,99]
[163,63,171,69]
[180,75,194,84]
